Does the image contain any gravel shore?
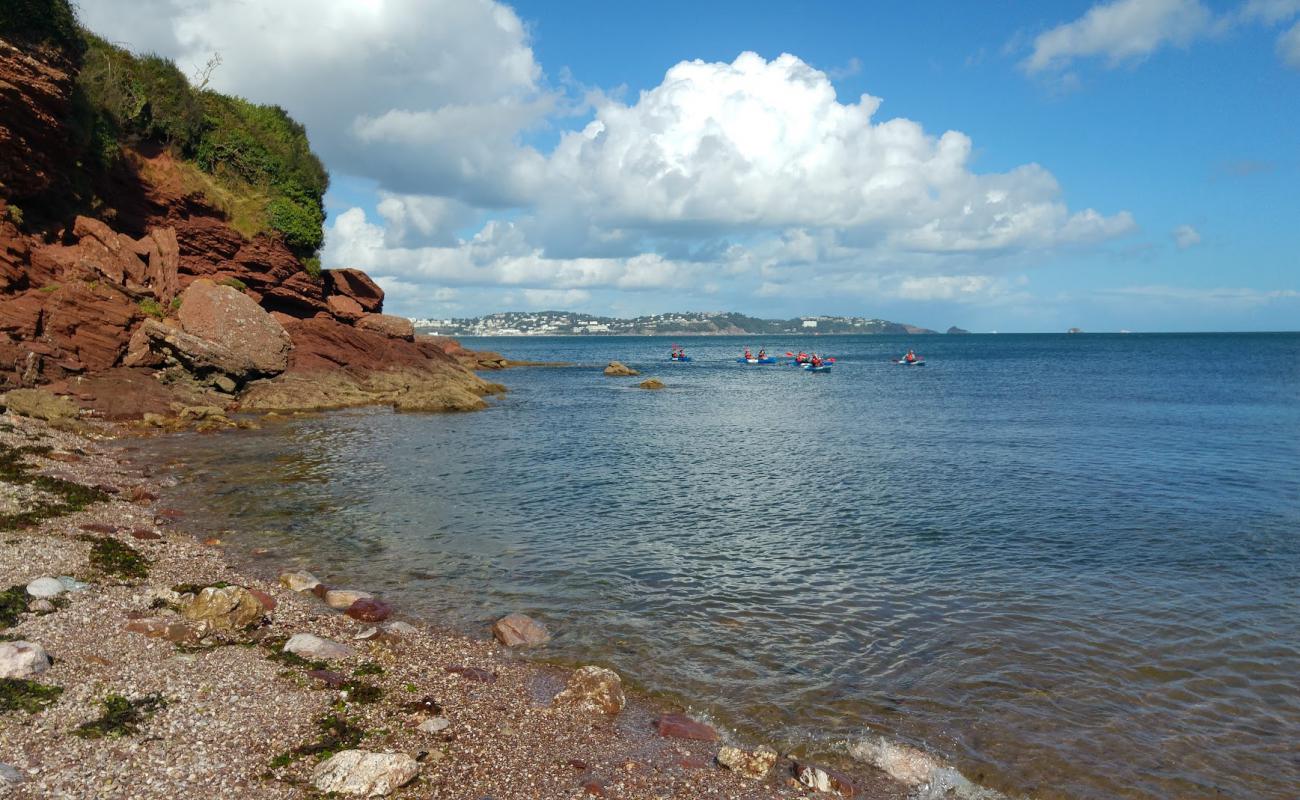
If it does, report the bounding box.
[0,412,910,799]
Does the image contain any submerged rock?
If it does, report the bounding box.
[182,586,265,633]
[603,361,639,377]
[717,745,777,780]
[553,665,625,715]
[0,641,50,679]
[345,598,392,622]
[311,750,419,796]
[491,613,550,647]
[653,713,717,741]
[638,378,665,390]
[793,761,857,797]
[285,633,355,661]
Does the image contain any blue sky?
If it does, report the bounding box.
[83,0,1299,331]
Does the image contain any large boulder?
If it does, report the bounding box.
[327,294,365,322]
[182,585,266,633]
[312,751,419,796]
[0,641,50,679]
[177,279,292,374]
[355,313,414,342]
[323,269,385,313]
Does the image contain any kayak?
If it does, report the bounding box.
[736,357,778,365]
[803,363,832,372]
[669,356,692,362]
[893,359,926,366]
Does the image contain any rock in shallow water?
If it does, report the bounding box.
[278,569,320,592]
[325,589,373,610]
[25,577,65,599]
[793,761,857,797]
[345,598,392,622]
[717,745,777,780]
[285,633,355,661]
[553,666,625,715]
[603,361,639,376]
[0,641,50,679]
[311,750,419,796]
[491,612,549,647]
[653,713,717,741]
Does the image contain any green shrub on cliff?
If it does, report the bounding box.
[0,0,83,55]
[75,33,329,259]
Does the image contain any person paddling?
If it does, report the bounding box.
[744,348,753,360]
[811,354,823,367]
[904,349,919,363]
[757,348,766,360]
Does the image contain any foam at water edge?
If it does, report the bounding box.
[848,736,1021,800]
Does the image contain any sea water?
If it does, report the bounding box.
[145,333,1300,800]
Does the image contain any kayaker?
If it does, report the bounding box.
[811,354,823,367]
[798,351,809,363]
[744,348,752,360]
[904,349,918,363]
[758,348,766,360]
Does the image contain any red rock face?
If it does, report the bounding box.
[0,38,77,201]
[355,313,415,341]
[281,316,460,374]
[323,268,384,313]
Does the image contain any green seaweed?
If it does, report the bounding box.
[72,693,165,738]
[0,585,27,629]
[0,444,110,530]
[269,713,365,768]
[260,637,327,671]
[352,662,383,677]
[79,536,150,582]
[339,681,382,704]
[0,678,64,714]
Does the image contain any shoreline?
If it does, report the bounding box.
[0,410,916,799]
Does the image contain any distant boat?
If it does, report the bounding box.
[1067,327,1083,334]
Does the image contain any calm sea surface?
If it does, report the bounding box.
[144,333,1300,800]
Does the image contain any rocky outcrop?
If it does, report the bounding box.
[0,31,504,416]
[355,313,415,341]
[323,268,384,313]
[181,585,266,633]
[639,378,664,390]
[1,388,77,421]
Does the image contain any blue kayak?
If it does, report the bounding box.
[669,356,692,362]
[803,363,832,372]
[736,357,778,365]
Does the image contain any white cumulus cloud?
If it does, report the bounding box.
[1023,0,1214,74]
[1172,224,1203,249]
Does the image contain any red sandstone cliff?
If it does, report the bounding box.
[0,34,500,418]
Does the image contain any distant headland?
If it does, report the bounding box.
[415,310,959,337]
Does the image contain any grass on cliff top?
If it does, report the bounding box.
[0,444,110,530]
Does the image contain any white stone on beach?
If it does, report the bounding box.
[284,633,354,661]
[325,589,372,610]
[417,716,450,733]
[0,641,50,679]
[25,577,64,599]
[278,569,320,592]
[312,750,419,796]
[56,576,90,593]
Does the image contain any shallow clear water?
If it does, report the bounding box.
[147,333,1300,800]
